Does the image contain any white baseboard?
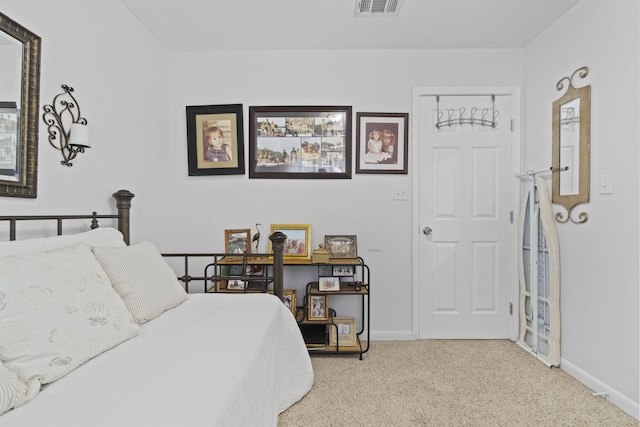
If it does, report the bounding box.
[561,357,639,420]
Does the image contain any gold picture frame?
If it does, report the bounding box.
[307,295,328,321]
[269,289,297,316]
[269,224,312,261]
[224,229,251,254]
[329,317,357,347]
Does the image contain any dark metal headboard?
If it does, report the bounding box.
[0,189,135,244]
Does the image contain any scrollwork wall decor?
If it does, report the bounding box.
[42,84,90,167]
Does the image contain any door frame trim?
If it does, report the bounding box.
[411,86,522,340]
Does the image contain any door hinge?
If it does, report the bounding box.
[509,302,513,315]
[510,211,514,223]
[510,119,514,131]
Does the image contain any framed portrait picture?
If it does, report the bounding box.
[248,105,352,179]
[186,103,245,176]
[224,229,251,254]
[324,235,358,259]
[332,266,354,276]
[329,317,357,347]
[318,276,340,292]
[308,295,328,321]
[356,112,409,174]
[269,224,312,261]
[226,279,246,291]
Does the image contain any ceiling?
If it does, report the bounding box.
[119,0,580,52]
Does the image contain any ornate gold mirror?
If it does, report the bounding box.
[552,66,591,223]
[0,12,41,198]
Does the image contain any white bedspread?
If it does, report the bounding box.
[1,293,313,427]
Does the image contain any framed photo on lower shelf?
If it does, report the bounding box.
[308,295,328,321]
[329,317,357,347]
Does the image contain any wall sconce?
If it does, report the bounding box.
[42,84,90,166]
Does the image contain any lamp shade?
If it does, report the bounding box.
[69,123,90,146]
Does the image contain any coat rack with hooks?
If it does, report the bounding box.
[435,95,499,129]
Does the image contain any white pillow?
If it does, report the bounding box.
[0,243,140,391]
[0,360,39,415]
[93,242,187,324]
[0,227,126,258]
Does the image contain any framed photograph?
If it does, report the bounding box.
[308,295,328,321]
[270,224,312,261]
[333,266,354,276]
[248,106,352,179]
[356,112,409,174]
[268,289,296,316]
[324,235,358,259]
[229,265,244,276]
[318,276,340,292]
[226,279,246,290]
[224,229,251,254]
[186,103,245,176]
[318,265,333,276]
[245,265,264,276]
[329,317,357,347]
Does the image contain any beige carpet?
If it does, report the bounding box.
[278,340,638,426]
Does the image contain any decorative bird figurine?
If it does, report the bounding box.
[252,223,262,251]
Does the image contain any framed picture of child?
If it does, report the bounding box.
[186,103,245,175]
[355,112,409,174]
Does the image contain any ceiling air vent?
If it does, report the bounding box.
[355,0,401,17]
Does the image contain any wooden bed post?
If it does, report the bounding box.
[269,231,286,300]
[112,189,134,245]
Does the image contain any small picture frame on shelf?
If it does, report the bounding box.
[245,265,264,276]
[318,265,333,276]
[269,289,297,316]
[308,295,328,321]
[324,235,358,259]
[229,265,244,276]
[226,279,246,290]
[329,317,357,347]
[332,266,353,276]
[224,229,251,254]
[270,224,312,261]
[318,276,340,292]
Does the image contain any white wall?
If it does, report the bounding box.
[0,0,170,229]
[523,0,639,417]
[165,49,523,336]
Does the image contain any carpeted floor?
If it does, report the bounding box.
[278,340,638,426]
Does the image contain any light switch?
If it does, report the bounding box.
[600,174,614,195]
[393,185,409,200]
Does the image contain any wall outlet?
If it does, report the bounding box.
[600,174,614,195]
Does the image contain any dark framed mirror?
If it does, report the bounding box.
[552,66,591,223]
[0,12,41,198]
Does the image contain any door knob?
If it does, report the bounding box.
[423,226,432,236]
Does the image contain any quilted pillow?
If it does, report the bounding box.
[0,227,126,258]
[0,243,139,395]
[93,242,187,324]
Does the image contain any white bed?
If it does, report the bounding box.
[0,193,313,426]
[2,293,313,427]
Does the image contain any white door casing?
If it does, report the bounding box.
[411,88,521,339]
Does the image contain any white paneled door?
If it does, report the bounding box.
[418,94,515,338]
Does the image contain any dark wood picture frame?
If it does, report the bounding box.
[224,228,251,254]
[248,105,352,179]
[186,103,245,176]
[356,112,409,174]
